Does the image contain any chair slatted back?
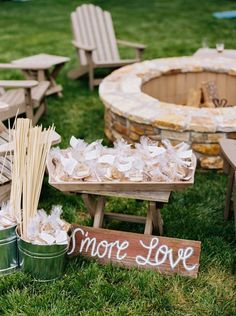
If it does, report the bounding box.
[71,4,120,65]
[0,122,11,186]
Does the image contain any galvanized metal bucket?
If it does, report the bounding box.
[17,231,68,282]
[0,225,18,276]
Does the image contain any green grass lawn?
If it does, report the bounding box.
[0,0,236,315]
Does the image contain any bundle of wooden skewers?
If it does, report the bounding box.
[0,118,69,245]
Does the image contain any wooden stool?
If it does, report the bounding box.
[220,139,236,234]
[80,191,170,236]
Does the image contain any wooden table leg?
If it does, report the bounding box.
[51,63,65,80]
[144,201,164,236]
[49,64,65,97]
[37,69,46,81]
[81,193,97,218]
[155,202,164,236]
[144,202,154,235]
[93,196,106,229]
[224,166,235,220]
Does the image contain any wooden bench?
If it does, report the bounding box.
[220,139,236,234]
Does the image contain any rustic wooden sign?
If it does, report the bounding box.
[68,225,201,278]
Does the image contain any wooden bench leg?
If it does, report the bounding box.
[93,196,106,229]
[224,167,235,220]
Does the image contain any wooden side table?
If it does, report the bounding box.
[11,54,70,97]
[220,139,236,234]
[79,190,170,236]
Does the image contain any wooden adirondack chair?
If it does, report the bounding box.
[0,63,50,125]
[68,4,146,90]
[0,120,61,204]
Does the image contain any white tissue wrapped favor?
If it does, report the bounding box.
[50,136,195,183]
[26,205,70,245]
[0,201,17,230]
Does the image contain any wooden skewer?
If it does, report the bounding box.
[9,118,54,239]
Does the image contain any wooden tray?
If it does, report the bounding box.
[47,154,197,193]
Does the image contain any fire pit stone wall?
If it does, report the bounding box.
[99,57,236,169]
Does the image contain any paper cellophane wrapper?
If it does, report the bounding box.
[50,136,194,183]
[23,205,70,245]
[0,201,17,230]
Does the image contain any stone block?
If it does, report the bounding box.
[161,130,190,142]
[113,122,128,135]
[206,133,226,142]
[148,135,162,141]
[199,156,223,169]
[187,116,216,133]
[190,132,206,143]
[192,143,220,155]
[129,131,140,141]
[154,113,187,131]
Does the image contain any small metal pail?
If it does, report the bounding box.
[0,225,18,276]
[17,230,68,282]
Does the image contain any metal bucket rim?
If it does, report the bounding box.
[0,224,17,232]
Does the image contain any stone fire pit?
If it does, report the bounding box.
[99,56,236,169]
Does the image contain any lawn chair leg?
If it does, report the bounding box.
[85,51,94,91]
[224,167,235,220]
[25,87,34,123]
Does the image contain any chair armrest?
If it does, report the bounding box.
[0,80,38,89]
[117,39,146,49]
[72,40,96,52]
